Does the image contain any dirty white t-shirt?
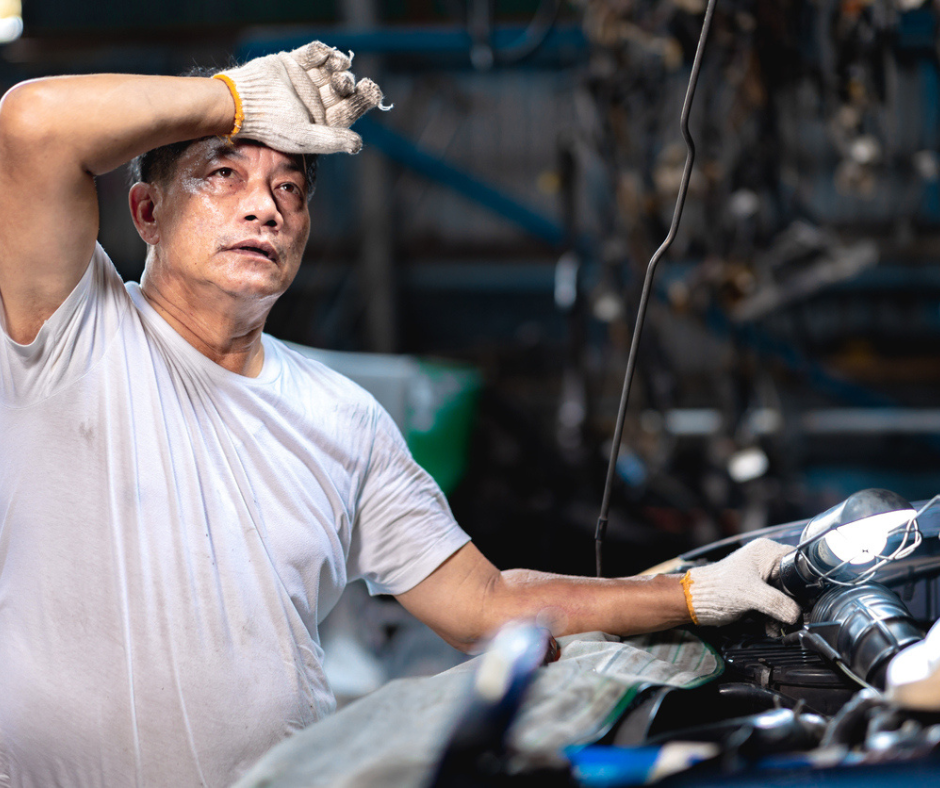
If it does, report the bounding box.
[0,245,470,788]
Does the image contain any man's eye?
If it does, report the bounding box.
[213,167,235,178]
[279,182,302,194]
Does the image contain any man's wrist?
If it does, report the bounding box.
[611,572,696,634]
[680,571,699,625]
[211,74,243,141]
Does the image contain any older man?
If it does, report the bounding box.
[0,43,799,787]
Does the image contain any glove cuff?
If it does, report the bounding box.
[684,566,730,626]
[685,561,742,627]
[680,571,700,626]
[212,73,244,141]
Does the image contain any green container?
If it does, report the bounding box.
[284,343,480,496]
[405,360,480,496]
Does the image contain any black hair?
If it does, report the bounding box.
[128,66,318,200]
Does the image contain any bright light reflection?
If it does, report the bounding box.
[825,508,917,565]
[0,16,22,43]
[0,0,21,44]
[728,447,769,483]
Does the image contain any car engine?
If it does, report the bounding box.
[609,497,940,777]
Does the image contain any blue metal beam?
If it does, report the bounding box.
[355,115,567,246]
[238,23,587,62]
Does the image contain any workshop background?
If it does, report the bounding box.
[4,0,940,697]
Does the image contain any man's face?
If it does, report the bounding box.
[143,138,311,304]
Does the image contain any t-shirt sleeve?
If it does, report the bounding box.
[347,403,471,596]
[0,243,128,405]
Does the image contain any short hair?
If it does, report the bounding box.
[128,66,318,200]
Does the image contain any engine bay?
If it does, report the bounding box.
[604,500,940,780]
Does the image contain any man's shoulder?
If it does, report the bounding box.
[0,243,133,403]
[267,338,382,410]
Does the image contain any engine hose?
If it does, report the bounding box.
[802,583,924,691]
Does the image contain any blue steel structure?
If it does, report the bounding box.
[355,115,567,247]
[239,23,588,62]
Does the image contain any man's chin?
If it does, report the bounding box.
[220,281,289,303]
[213,268,296,302]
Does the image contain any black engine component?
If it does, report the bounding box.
[720,636,859,716]
[648,704,826,758]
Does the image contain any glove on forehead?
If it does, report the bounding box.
[218,41,387,156]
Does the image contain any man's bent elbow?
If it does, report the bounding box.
[472,569,539,644]
[0,80,66,159]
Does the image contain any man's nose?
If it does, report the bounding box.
[240,180,281,227]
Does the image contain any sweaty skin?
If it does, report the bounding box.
[131,139,311,377]
[0,75,236,345]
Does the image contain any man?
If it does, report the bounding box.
[0,42,800,787]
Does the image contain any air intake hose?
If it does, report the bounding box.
[800,583,924,690]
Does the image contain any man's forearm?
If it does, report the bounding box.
[0,73,237,344]
[396,543,692,653]
[483,568,692,642]
[399,540,801,653]
[1,74,235,176]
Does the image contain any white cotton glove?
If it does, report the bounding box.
[681,538,802,627]
[214,41,385,155]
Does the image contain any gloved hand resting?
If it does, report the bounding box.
[682,538,801,627]
[214,41,385,155]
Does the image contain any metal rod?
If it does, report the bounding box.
[595,0,719,577]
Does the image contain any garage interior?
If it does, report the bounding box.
[4,0,940,736]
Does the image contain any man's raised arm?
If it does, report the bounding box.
[0,42,383,345]
[0,75,235,344]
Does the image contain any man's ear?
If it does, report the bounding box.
[129,182,160,245]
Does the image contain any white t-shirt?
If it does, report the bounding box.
[0,245,470,788]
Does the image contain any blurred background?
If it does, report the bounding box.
[5,0,940,695]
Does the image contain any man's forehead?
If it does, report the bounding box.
[184,137,306,174]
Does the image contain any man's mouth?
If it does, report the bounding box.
[228,241,279,264]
